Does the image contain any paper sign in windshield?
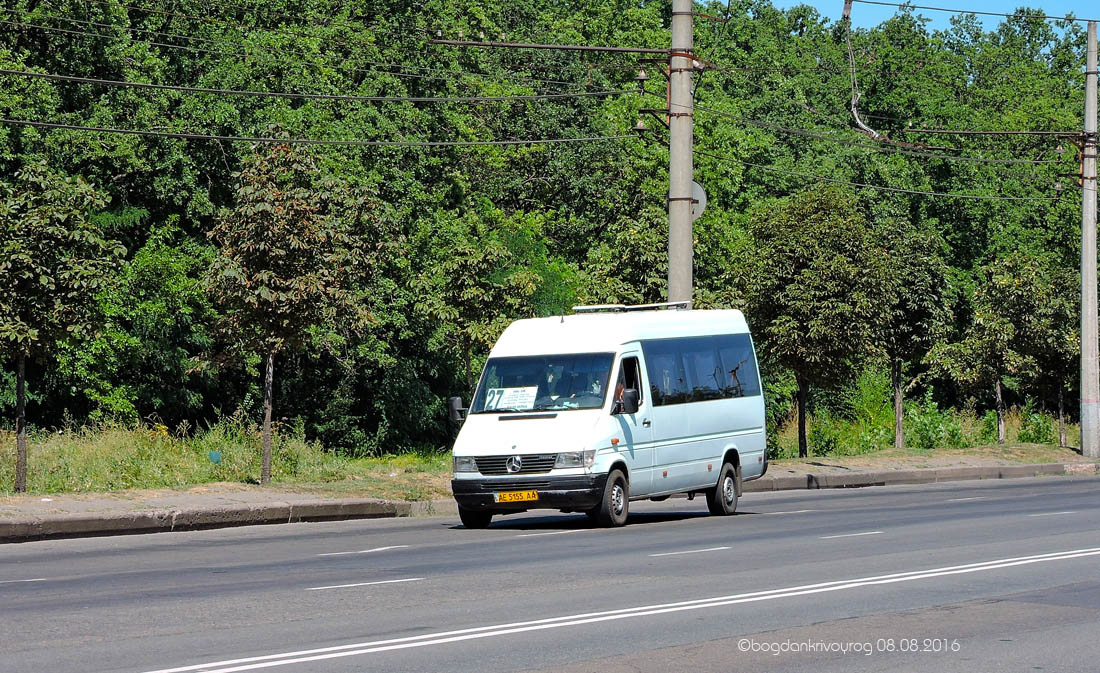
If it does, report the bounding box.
[485,386,538,411]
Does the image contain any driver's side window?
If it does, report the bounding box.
[613,356,643,412]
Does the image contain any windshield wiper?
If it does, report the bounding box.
[472,408,526,414]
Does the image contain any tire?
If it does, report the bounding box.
[706,463,739,516]
[594,469,629,527]
[458,507,493,529]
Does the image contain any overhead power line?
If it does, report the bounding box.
[20,11,436,80]
[666,98,1060,165]
[903,128,1082,136]
[851,0,1098,24]
[694,148,1065,201]
[695,109,1060,164]
[0,68,633,103]
[0,118,633,147]
[428,39,667,54]
[68,0,413,54]
[0,17,580,90]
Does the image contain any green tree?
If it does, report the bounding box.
[0,162,122,491]
[737,185,890,457]
[929,254,1046,443]
[205,143,371,483]
[416,204,573,394]
[881,219,950,449]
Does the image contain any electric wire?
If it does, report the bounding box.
[689,104,1062,165]
[0,118,634,147]
[68,0,415,54]
[850,0,1098,24]
[694,148,1066,201]
[0,16,583,90]
[0,68,634,103]
[655,90,1062,164]
[43,1,640,85]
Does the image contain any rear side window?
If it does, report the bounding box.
[717,334,761,398]
[642,334,760,406]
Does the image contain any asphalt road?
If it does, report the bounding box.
[3,476,1099,673]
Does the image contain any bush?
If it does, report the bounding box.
[1017,401,1057,444]
[808,411,843,456]
[980,410,999,444]
[905,393,965,450]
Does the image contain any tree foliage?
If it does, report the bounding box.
[0,162,123,490]
[0,1,1088,462]
[737,184,891,456]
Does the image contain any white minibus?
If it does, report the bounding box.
[448,303,767,528]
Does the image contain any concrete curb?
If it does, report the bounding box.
[0,498,415,543]
[742,462,1091,492]
[2,463,1096,543]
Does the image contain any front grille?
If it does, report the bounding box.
[475,454,557,475]
[474,480,552,491]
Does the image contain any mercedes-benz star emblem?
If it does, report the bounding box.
[505,456,523,473]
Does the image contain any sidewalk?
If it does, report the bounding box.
[2,455,1097,543]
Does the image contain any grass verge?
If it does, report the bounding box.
[0,421,450,500]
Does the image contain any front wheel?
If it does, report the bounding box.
[592,469,629,527]
[458,507,493,529]
[706,463,739,516]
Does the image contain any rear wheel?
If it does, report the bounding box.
[593,469,629,527]
[458,507,493,529]
[706,463,739,516]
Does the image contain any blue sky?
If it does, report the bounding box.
[771,1,1095,31]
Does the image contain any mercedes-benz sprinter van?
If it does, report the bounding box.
[449,303,766,528]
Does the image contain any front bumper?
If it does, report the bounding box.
[451,474,609,512]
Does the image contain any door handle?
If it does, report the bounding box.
[642,419,651,427]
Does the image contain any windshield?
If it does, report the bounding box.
[470,353,614,413]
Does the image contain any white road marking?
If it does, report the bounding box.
[649,546,731,557]
[946,497,985,502]
[0,578,47,585]
[763,509,818,515]
[317,545,409,557]
[819,531,883,539]
[304,578,423,591]
[145,546,1100,673]
[1027,511,1078,517]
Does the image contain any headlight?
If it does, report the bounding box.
[453,455,478,473]
[554,450,595,469]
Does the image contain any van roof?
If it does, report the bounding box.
[489,309,750,357]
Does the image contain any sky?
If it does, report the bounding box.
[771,1,1096,32]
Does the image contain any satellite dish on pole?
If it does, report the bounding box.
[691,181,706,221]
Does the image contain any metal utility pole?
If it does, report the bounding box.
[1083,21,1099,459]
[668,0,694,305]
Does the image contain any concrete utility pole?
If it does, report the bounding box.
[1083,21,1099,459]
[668,0,694,305]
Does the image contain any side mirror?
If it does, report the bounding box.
[620,389,640,415]
[448,396,468,423]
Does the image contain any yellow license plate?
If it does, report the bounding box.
[494,490,538,503]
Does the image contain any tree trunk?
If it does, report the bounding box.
[893,360,904,450]
[15,352,27,493]
[994,378,1006,444]
[261,351,274,485]
[1058,386,1067,448]
[797,375,809,459]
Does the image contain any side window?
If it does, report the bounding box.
[717,334,761,398]
[612,356,643,412]
[641,340,690,406]
[680,337,724,402]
